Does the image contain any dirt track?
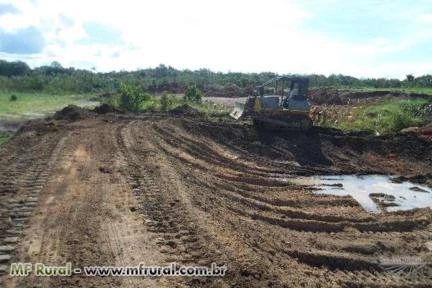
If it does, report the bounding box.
[0,111,431,287]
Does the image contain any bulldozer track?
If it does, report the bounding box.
[0,131,68,285]
[117,121,213,264]
[148,118,432,286]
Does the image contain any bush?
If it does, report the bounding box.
[119,83,150,112]
[9,94,17,101]
[160,92,176,112]
[332,99,431,134]
[184,85,203,104]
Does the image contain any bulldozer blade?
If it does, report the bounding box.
[230,102,245,120]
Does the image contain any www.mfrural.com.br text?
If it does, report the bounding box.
[9,262,227,277]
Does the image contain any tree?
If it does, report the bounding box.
[0,60,30,76]
[406,74,415,82]
[119,83,149,112]
[50,61,63,69]
[1,58,432,96]
[160,92,175,111]
[184,85,202,103]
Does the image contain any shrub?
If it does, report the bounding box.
[184,85,203,104]
[160,92,176,112]
[9,94,17,101]
[119,83,150,112]
[330,99,431,134]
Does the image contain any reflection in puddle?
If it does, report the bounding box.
[290,175,432,213]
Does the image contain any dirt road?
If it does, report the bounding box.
[0,111,431,287]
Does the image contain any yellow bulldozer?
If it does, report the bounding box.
[230,76,312,130]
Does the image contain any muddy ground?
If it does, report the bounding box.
[0,107,431,287]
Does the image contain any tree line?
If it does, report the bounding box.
[0,59,431,96]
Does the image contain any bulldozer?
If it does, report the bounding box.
[230,76,312,130]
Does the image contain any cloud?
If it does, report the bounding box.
[0,3,18,15]
[0,0,430,78]
[417,13,432,23]
[0,26,45,54]
[80,22,122,45]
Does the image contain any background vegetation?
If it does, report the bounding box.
[106,83,230,115]
[0,59,431,142]
[1,59,432,97]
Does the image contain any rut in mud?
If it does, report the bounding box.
[0,113,431,287]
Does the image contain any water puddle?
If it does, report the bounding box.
[290,175,432,213]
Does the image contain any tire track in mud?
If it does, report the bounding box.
[4,125,119,288]
[116,120,228,287]
[124,120,294,286]
[118,122,211,262]
[152,122,429,230]
[0,115,430,287]
[104,120,173,288]
[0,130,68,285]
[179,119,336,173]
[150,118,432,287]
[6,120,169,288]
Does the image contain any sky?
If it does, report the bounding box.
[0,0,431,78]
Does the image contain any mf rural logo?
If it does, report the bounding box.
[378,256,431,275]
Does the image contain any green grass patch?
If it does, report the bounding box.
[0,92,98,121]
[0,131,12,146]
[330,99,432,134]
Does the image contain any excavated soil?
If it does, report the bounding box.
[308,89,431,105]
[0,112,431,288]
[170,104,202,117]
[53,105,94,121]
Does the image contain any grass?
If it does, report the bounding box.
[0,132,12,145]
[0,92,98,146]
[327,99,432,134]
[0,92,98,121]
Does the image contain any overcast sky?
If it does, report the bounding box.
[0,0,431,78]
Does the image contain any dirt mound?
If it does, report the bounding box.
[16,119,58,135]
[401,123,432,139]
[308,88,430,105]
[0,120,21,133]
[169,104,202,117]
[93,103,124,114]
[53,105,92,121]
[308,88,344,105]
[177,118,432,171]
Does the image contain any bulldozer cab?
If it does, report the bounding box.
[258,76,308,98]
[257,76,309,110]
